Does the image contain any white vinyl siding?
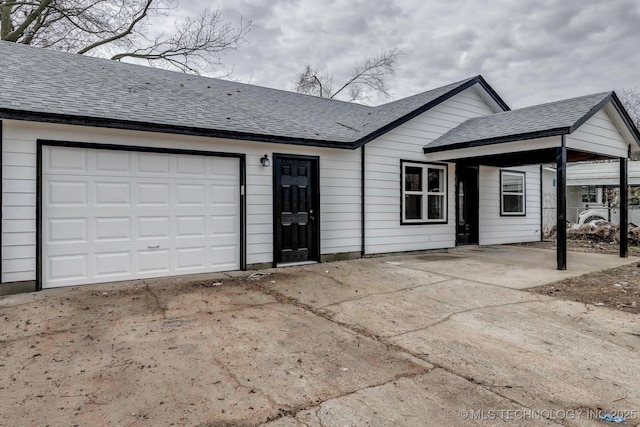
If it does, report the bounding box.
[565,160,640,186]
[1,120,362,283]
[365,85,498,254]
[479,165,541,245]
[566,108,628,158]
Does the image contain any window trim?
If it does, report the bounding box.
[500,170,526,216]
[400,160,448,225]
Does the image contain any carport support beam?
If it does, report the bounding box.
[620,157,628,258]
[556,145,567,270]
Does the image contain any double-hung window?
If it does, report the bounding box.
[401,161,447,224]
[500,170,526,216]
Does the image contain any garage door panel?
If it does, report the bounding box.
[138,249,171,273]
[45,147,88,173]
[47,218,88,244]
[138,216,171,239]
[138,183,170,206]
[42,147,241,288]
[95,217,131,242]
[95,252,132,278]
[96,150,131,173]
[47,181,88,206]
[138,152,170,175]
[212,185,238,205]
[176,247,207,270]
[211,216,237,236]
[95,182,131,206]
[176,184,206,206]
[47,254,88,282]
[211,157,238,178]
[211,246,239,267]
[176,216,206,238]
[176,156,206,176]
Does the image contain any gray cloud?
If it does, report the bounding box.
[169,0,640,108]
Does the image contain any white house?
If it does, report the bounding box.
[541,161,640,230]
[1,42,639,293]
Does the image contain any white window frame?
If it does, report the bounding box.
[500,170,526,216]
[401,161,448,224]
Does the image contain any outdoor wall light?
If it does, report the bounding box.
[260,154,271,167]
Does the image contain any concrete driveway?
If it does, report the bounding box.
[1,245,639,426]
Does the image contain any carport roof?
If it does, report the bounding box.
[424,91,640,153]
[0,42,508,149]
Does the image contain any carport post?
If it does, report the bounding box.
[620,157,628,258]
[556,145,567,270]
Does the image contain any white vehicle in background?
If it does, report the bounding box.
[577,199,640,225]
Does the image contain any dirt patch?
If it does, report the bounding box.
[529,262,640,314]
[519,239,640,314]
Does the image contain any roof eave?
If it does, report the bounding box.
[353,75,510,149]
[422,128,569,154]
[567,93,613,134]
[609,92,640,146]
[0,108,356,150]
[476,75,511,112]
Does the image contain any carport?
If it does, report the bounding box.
[424,91,640,270]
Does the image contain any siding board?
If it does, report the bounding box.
[566,109,628,158]
[478,165,541,245]
[2,120,362,281]
[364,85,496,254]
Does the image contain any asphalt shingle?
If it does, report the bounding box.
[425,92,612,151]
[0,41,479,146]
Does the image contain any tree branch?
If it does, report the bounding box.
[294,49,402,103]
[3,0,53,42]
[76,0,152,54]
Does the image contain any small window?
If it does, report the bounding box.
[581,185,597,203]
[501,170,526,216]
[401,161,447,224]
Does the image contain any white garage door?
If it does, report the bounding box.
[42,146,241,288]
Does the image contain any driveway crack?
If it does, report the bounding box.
[144,281,167,318]
[386,300,541,338]
[251,280,576,427]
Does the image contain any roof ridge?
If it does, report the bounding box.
[484,91,613,118]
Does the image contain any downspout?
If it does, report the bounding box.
[0,120,3,283]
[361,144,365,257]
[539,164,543,241]
[556,136,567,270]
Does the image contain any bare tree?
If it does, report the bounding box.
[621,88,640,128]
[294,49,402,103]
[0,0,251,74]
[620,88,640,160]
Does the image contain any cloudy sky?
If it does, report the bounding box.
[171,0,640,108]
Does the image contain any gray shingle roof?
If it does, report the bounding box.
[424,92,613,152]
[0,41,491,148]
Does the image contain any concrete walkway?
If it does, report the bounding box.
[1,246,639,426]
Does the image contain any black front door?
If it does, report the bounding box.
[456,166,479,245]
[273,155,319,265]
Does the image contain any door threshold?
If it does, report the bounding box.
[276,261,318,268]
